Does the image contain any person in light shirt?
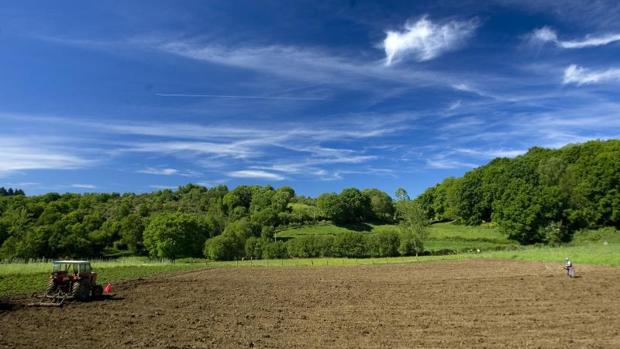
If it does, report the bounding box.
[564,257,575,278]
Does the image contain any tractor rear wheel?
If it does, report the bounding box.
[71,281,91,301]
[92,285,103,298]
[46,280,57,296]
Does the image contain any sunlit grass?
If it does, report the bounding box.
[479,242,620,266]
[0,258,205,297]
[276,221,517,252]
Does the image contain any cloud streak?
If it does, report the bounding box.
[155,93,327,101]
[137,167,201,177]
[563,64,620,85]
[71,184,97,189]
[0,138,92,174]
[0,113,401,181]
[530,26,620,48]
[228,170,285,181]
[383,16,477,65]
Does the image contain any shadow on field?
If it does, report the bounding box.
[0,300,23,312]
[0,294,125,312]
[335,222,373,232]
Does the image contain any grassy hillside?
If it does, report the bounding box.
[276,222,518,253]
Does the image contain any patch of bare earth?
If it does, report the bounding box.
[1,260,619,348]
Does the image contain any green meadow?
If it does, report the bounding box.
[276,221,518,253]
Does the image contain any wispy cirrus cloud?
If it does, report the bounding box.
[563,64,620,85]
[455,148,526,159]
[228,170,285,181]
[0,112,400,181]
[149,185,177,190]
[137,167,201,177]
[128,141,259,159]
[71,184,96,189]
[0,138,92,175]
[155,93,327,101]
[383,16,478,65]
[425,157,478,170]
[158,40,473,91]
[529,26,620,48]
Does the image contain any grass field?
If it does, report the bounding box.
[277,221,518,252]
[0,257,206,297]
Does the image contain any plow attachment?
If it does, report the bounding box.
[27,291,71,307]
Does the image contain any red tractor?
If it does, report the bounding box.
[46,260,103,302]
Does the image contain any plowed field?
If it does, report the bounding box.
[1,260,619,348]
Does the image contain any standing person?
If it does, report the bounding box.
[564,257,575,278]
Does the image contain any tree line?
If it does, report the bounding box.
[0,188,25,197]
[415,139,620,244]
[1,139,616,260]
[0,183,426,260]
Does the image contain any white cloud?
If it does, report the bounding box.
[128,141,258,159]
[447,100,462,111]
[138,167,178,176]
[71,184,96,189]
[149,185,177,190]
[383,16,477,65]
[530,26,558,43]
[425,158,478,169]
[0,138,91,174]
[530,26,620,48]
[34,34,475,93]
[137,167,200,177]
[155,93,326,101]
[159,41,464,90]
[455,148,526,159]
[0,113,402,181]
[228,170,284,181]
[563,64,620,85]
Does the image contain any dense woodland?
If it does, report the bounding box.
[416,140,620,244]
[0,140,618,260]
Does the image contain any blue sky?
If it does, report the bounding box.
[1,0,620,197]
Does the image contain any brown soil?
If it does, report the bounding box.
[1,260,619,348]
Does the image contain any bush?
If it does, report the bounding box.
[262,240,289,259]
[367,231,400,257]
[286,235,333,258]
[244,236,263,258]
[540,221,571,245]
[203,233,244,261]
[333,232,369,258]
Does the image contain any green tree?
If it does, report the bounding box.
[317,193,346,222]
[338,188,372,223]
[395,187,410,201]
[363,189,395,222]
[143,213,209,259]
[203,233,244,261]
[203,218,252,260]
[396,201,428,256]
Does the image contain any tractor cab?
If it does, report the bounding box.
[52,260,92,275]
